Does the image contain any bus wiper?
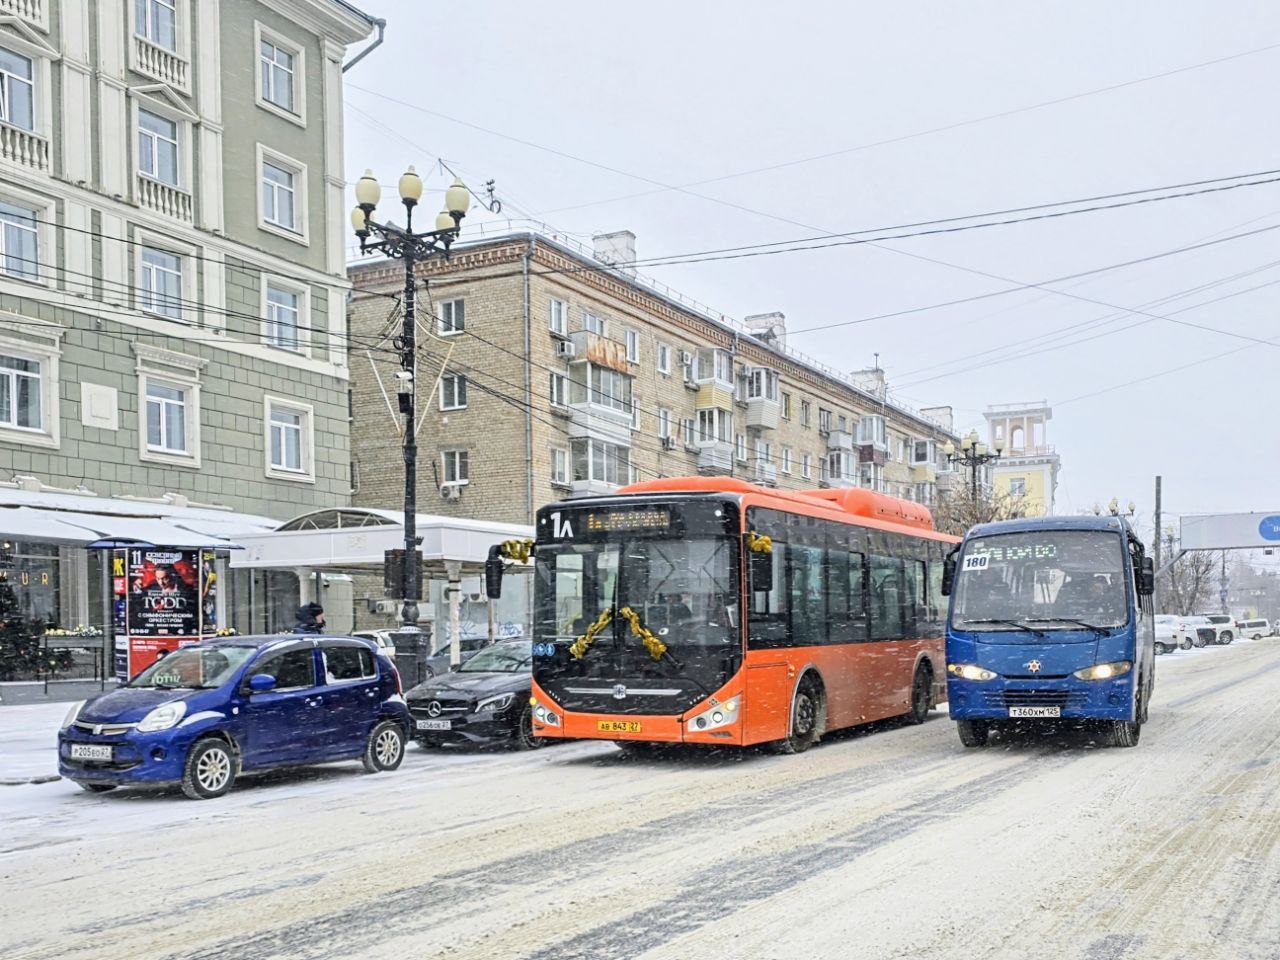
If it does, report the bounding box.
[960,618,1048,638]
[1023,617,1108,634]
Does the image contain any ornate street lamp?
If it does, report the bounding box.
[945,430,1003,498]
[352,168,471,626]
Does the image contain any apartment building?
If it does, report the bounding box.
[348,228,961,527]
[985,400,1062,515]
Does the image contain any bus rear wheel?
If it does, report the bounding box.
[1107,720,1141,747]
[956,720,989,748]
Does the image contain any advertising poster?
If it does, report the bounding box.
[124,548,213,677]
[112,550,129,680]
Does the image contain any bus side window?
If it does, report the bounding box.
[826,548,851,643]
[788,543,826,646]
[870,555,904,640]
[928,559,946,627]
[748,540,789,648]
[849,552,868,641]
[905,560,928,636]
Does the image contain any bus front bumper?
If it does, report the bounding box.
[947,674,1136,722]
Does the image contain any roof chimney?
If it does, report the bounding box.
[744,312,786,347]
[851,366,887,399]
[592,231,637,277]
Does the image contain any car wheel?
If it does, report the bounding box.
[774,679,822,754]
[1180,638,1192,650]
[181,738,236,800]
[78,782,116,794]
[1193,634,1206,648]
[1107,720,1141,748]
[957,719,989,748]
[362,720,406,773]
[1154,642,1167,655]
[1220,631,1234,645]
[906,665,932,724]
[514,704,547,751]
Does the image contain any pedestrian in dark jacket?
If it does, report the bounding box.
[293,602,325,634]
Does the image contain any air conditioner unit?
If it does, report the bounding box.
[661,435,677,450]
[557,340,577,359]
[440,484,462,500]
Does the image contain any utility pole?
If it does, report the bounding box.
[1152,475,1161,611]
[1220,550,1229,614]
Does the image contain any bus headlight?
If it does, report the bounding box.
[532,701,560,726]
[947,663,997,682]
[1072,661,1132,681]
[686,696,740,732]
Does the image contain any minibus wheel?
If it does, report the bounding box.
[1107,720,1141,748]
[956,720,988,747]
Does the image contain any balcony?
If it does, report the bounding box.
[134,35,189,90]
[569,479,618,498]
[827,429,854,451]
[0,121,49,171]
[910,463,937,483]
[753,459,778,486]
[0,0,47,29]
[694,383,734,411]
[744,396,780,430]
[820,474,857,489]
[136,174,193,222]
[696,442,733,475]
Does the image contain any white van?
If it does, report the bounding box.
[1236,619,1271,641]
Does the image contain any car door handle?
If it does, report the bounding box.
[305,696,322,707]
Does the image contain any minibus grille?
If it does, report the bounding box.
[982,690,1088,709]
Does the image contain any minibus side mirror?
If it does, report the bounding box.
[1139,557,1155,596]
[484,545,504,600]
[941,557,956,596]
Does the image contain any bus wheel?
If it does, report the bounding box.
[1108,720,1141,747]
[907,666,932,724]
[776,680,821,754]
[956,720,989,748]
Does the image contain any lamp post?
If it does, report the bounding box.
[943,429,1003,499]
[352,167,470,626]
[1093,498,1137,518]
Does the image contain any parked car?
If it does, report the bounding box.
[406,638,539,749]
[1154,615,1193,654]
[352,629,397,660]
[1235,618,1272,641]
[58,635,410,800]
[421,636,490,679]
[1196,614,1236,644]
[1179,615,1215,647]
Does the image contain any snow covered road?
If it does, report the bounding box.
[2,638,1278,960]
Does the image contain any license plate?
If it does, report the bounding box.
[597,720,642,734]
[416,719,451,731]
[1008,706,1061,718]
[70,744,113,760]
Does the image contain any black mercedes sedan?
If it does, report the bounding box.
[405,639,540,750]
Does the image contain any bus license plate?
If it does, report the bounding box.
[1008,706,1060,718]
[597,721,642,734]
[70,744,113,760]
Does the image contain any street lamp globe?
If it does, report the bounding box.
[445,177,471,218]
[398,165,423,207]
[1109,497,1119,515]
[993,435,1005,453]
[435,209,455,232]
[350,205,369,237]
[975,442,988,457]
[1127,501,1136,515]
[355,168,381,210]
[1093,503,1102,515]
[942,440,955,458]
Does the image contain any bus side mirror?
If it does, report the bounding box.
[941,557,956,596]
[484,546,504,600]
[1139,557,1155,596]
[749,550,773,592]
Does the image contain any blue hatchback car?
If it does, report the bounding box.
[57,635,411,800]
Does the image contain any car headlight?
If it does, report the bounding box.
[948,663,997,682]
[61,700,85,730]
[476,693,514,713]
[137,701,187,732]
[1072,661,1132,681]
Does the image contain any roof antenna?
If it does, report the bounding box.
[873,352,880,371]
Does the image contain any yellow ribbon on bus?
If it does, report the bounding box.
[569,607,613,660]
[499,538,534,563]
[746,531,773,554]
[619,605,668,662]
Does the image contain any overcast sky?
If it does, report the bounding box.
[343,0,1280,537]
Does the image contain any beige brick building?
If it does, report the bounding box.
[348,229,961,527]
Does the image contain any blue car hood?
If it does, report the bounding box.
[79,686,196,724]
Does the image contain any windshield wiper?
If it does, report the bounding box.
[959,618,1048,638]
[1023,617,1108,633]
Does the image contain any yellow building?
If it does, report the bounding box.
[985,402,1061,516]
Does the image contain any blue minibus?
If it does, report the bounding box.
[941,515,1155,748]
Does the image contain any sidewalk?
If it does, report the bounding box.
[0,703,67,784]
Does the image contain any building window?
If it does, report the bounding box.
[735,433,747,461]
[0,47,34,131]
[631,394,641,431]
[570,438,629,486]
[549,372,568,407]
[829,451,852,481]
[911,439,934,464]
[624,328,639,363]
[569,362,632,413]
[800,400,811,428]
[583,311,605,335]
[0,201,39,281]
[144,380,188,454]
[262,396,313,481]
[264,283,301,351]
[818,408,832,433]
[858,415,886,447]
[259,38,295,113]
[657,408,671,439]
[1009,477,1027,496]
[657,342,671,374]
[837,414,848,433]
[261,159,297,230]
[697,408,732,444]
[681,417,695,446]
[135,0,178,51]
[551,447,569,485]
[549,298,566,335]
[438,298,464,336]
[781,448,792,474]
[0,353,41,431]
[755,439,771,463]
[442,448,469,485]
[270,407,303,471]
[781,392,791,420]
[138,109,179,186]
[747,368,778,401]
[801,453,811,479]
[440,372,467,411]
[140,247,183,319]
[695,347,733,384]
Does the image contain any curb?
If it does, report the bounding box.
[0,775,62,786]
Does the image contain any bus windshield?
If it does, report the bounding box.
[952,529,1130,635]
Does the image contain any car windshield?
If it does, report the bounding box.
[130,645,257,689]
[458,641,532,673]
[952,529,1130,631]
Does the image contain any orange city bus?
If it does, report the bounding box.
[526,476,960,753]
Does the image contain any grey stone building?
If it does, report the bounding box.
[0,0,378,672]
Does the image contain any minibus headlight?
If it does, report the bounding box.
[947,663,997,682]
[1072,661,1132,681]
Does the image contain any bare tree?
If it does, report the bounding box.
[1160,550,1216,615]
[932,487,1031,538]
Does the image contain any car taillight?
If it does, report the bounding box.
[392,665,402,696]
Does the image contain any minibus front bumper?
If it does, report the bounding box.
[947,673,1136,722]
